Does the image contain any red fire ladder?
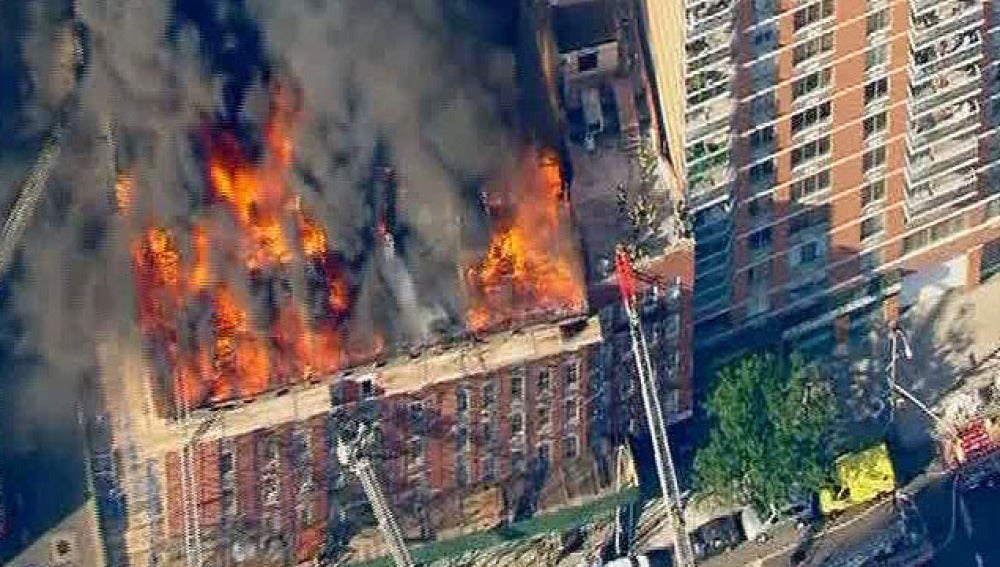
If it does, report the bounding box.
[615,249,695,566]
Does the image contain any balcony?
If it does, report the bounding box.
[909,98,979,149]
[910,29,982,82]
[905,169,977,219]
[687,96,733,142]
[688,0,734,38]
[906,133,978,185]
[910,63,980,115]
[910,0,982,48]
[687,29,732,69]
[687,68,734,108]
[910,0,974,19]
[690,159,733,192]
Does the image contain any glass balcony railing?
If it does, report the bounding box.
[904,169,977,218]
[908,98,979,149]
[910,29,981,81]
[687,130,729,162]
[910,0,982,48]
[909,63,980,115]
[906,134,978,182]
[687,29,732,67]
[688,0,733,39]
[687,96,733,142]
[690,163,734,195]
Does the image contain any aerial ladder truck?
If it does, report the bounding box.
[615,248,696,567]
[337,422,415,567]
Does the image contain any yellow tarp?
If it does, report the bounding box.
[819,442,896,515]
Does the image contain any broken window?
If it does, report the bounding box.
[482,380,497,408]
[577,50,598,72]
[537,367,551,393]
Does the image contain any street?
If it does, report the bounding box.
[924,478,1000,566]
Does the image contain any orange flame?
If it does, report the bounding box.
[124,84,359,413]
[465,149,585,331]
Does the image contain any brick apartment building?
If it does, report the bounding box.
[90,2,698,564]
[639,0,1000,357]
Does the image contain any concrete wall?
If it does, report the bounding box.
[638,0,688,174]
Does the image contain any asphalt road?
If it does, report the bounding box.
[930,481,1000,566]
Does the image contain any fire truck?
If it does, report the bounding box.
[942,414,1000,488]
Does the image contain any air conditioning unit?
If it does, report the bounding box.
[50,532,78,565]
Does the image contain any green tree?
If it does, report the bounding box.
[694,353,840,516]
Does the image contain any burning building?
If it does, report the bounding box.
[70,1,696,565]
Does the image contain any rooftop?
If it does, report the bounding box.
[553,0,618,53]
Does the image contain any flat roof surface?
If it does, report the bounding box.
[553,0,617,53]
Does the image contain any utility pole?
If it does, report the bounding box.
[886,322,950,433]
[615,249,695,567]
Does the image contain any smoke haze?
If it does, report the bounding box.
[2,0,525,434]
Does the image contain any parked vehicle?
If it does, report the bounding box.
[819,443,896,516]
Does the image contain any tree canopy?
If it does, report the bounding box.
[693,352,840,516]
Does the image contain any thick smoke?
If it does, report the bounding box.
[2,0,525,434]
[246,0,519,338]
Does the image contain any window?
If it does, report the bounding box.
[866,43,888,70]
[793,32,833,66]
[867,9,889,35]
[564,399,579,423]
[511,412,524,436]
[859,249,882,271]
[456,386,469,412]
[753,27,776,49]
[860,215,884,240]
[789,208,826,236]
[537,443,552,466]
[577,51,598,72]
[863,112,887,139]
[482,381,497,407]
[747,195,773,219]
[511,372,524,400]
[564,436,580,459]
[537,368,551,393]
[563,362,580,391]
[749,125,775,149]
[791,101,832,135]
[863,145,886,173]
[537,406,550,428]
[746,261,770,287]
[861,179,885,207]
[749,159,775,183]
[792,68,832,100]
[749,227,773,250]
[482,456,497,483]
[800,241,820,263]
[864,77,888,104]
[791,169,831,202]
[794,0,834,31]
[790,135,831,169]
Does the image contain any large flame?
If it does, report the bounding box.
[465,150,585,331]
[124,84,355,412]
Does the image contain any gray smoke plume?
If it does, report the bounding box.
[2,0,524,438]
